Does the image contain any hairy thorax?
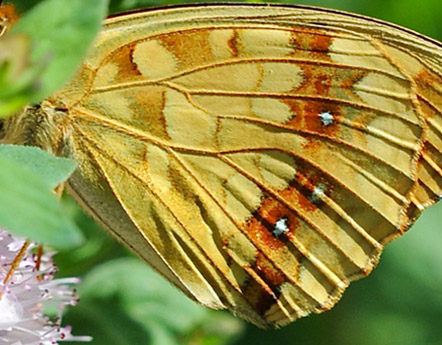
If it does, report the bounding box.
[0,99,73,157]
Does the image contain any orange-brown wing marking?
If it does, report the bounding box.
[410,67,442,216]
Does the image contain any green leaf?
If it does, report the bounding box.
[8,0,108,105]
[0,144,76,189]
[0,155,83,249]
[0,32,36,117]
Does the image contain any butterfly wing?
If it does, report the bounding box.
[54,4,442,327]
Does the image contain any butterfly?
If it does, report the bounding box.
[1,3,442,328]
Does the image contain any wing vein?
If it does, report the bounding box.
[165,147,327,307]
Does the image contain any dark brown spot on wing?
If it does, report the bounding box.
[244,196,300,250]
[228,29,240,57]
[159,29,214,69]
[289,29,333,59]
[284,100,341,151]
[111,43,143,82]
[242,253,285,316]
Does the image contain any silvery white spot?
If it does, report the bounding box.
[319,111,334,126]
[272,217,289,237]
[309,183,327,204]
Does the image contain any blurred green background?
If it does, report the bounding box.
[40,0,441,344]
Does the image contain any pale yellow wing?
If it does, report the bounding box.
[51,4,442,327]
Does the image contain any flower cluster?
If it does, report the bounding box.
[0,228,89,344]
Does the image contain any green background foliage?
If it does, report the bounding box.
[1,0,442,344]
[0,145,81,248]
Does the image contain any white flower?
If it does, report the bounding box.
[0,228,90,344]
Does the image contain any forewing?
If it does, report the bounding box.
[56,5,442,327]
